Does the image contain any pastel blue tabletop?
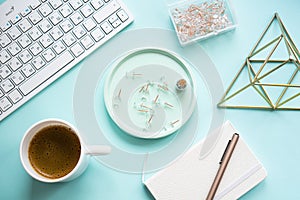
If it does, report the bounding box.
[1,0,300,199]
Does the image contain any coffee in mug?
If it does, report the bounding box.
[20,119,111,183]
[28,124,81,179]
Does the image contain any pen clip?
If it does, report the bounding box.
[219,139,231,164]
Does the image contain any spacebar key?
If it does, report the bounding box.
[20,51,74,95]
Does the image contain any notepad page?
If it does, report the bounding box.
[144,121,267,200]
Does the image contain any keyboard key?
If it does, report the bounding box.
[20,51,74,95]
[49,27,64,40]
[91,27,104,42]
[0,65,12,79]
[39,34,53,48]
[22,64,36,77]
[8,89,23,104]
[21,7,32,17]
[49,0,63,9]
[70,12,84,25]
[29,43,43,56]
[18,19,33,32]
[82,18,96,31]
[70,43,84,57]
[11,14,22,24]
[53,41,66,54]
[108,14,118,23]
[100,22,113,34]
[73,26,86,39]
[0,97,12,111]
[60,20,74,33]
[0,50,11,64]
[39,19,53,33]
[39,3,53,17]
[19,50,33,64]
[111,19,121,28]
[91,0,104,10]
[93,0,120,24]
[0,34,12,48]
[117,9,129,22]
[42,49,56,62]
[30,0,42,9]
[28,27,43,40]
[0,79,14,93]
[11,71,25,85]
[59,4,73,17]
[1,22,12,32]
[63,33,76,46]
[81,35,94,49]
[28,11,43,25]
[69,0,83,10]
[18,35,32,48]
[49,12,63,25]
[28,12,43,25]
[80,4,94,18]
[32,56,46,70]
[7,43,21,56]
[7,26,22,40]
[8,57,22,71]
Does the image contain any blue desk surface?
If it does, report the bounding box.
[1,0,300,199]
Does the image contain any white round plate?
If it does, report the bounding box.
[104,48,196,139]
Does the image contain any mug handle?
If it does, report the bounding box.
[85,145,111,156]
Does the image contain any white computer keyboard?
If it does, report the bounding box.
[0,0,134,121]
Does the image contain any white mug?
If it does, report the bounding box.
[20,118,111,183]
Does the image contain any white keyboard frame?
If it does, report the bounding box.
[0,0,134,121]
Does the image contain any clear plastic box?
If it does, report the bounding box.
[168,0,237,46]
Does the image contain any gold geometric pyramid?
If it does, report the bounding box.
[218,13,300,110]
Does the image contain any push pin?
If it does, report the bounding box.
[176,79,187,91]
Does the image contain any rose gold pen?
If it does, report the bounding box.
[206,133,239,200]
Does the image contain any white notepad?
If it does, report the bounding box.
[144,121,267,200]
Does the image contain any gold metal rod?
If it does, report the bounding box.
[276,13,300,56]
[219,61,247,102]
[275,68,298,107]
[253,35,283,81]
[252,85,274,108]
[246,59,253,83]
[250,35,282,58]
[217,104,275,110]
[248,63,274,107]
[248,14,276,57]
[255,83,300,88]
[218,104,300,110]
[277,92,300,108]
[219,81,254,105]
[284,37,300,63]
[293,60,300,71]
[254,59,288,81]
[274,13,293,57]
[276,106,300,110]
[249,59,289,63]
